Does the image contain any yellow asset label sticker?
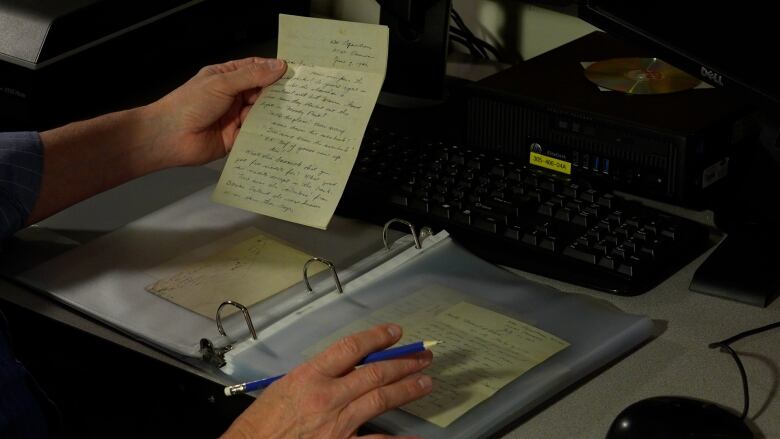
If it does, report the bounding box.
[529,152,572,175]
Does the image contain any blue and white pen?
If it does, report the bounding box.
[224,340,440,396]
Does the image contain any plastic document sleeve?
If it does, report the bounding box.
[220,225,654,439]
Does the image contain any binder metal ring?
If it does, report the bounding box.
[216,300,258,340]
[303,257,343,294]
[382,218,432,250]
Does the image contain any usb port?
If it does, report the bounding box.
[594,156,601,172]
[603,158,610,175]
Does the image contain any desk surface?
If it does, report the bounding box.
[1,164,779,439]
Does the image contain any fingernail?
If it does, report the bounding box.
[269,58,285,70]
[417,375,433,390]
[387,325,401,338]
[419,355,431,366]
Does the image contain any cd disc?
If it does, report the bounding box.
[584,57,700,94]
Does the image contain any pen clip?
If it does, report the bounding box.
[382,218,432,250]
[303,257,343,294]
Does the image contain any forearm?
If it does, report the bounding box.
[28,105,170,223]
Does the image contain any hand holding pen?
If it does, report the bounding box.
[225,340,440,395]
[220,324,435,439]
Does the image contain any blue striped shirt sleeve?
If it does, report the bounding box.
[0,132,43,241]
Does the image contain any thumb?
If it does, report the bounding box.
[218,59,287,97]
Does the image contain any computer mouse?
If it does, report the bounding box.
[606,396,753,439]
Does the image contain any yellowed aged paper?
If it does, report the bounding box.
[304,285,569,428]
[145,228,324,319]
[212,15,388,229]
[277,14,388,75]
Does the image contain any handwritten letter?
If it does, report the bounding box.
[212,15,389,229]
[304,285,570,427]
[145,228,324,318]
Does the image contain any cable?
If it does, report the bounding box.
[449,34,483,60]
[450,27,486,59]
[451,10,502,59]
[709,341,750,419]
[713,321,780,346]
[450,9,488,59]
[448,8,505,62]
[449,19,487,59]
[708,320,780,420]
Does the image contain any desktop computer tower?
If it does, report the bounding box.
[464,31,756,208]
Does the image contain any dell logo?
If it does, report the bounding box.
[700,66,724,86]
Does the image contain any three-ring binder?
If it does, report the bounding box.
[201,257,342,366]
[201,218,432,367]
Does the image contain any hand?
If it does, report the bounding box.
[222,324,434,439]
[29,57,286,224]
[147,56,287,167]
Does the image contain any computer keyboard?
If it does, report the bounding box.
[338,126,714,295]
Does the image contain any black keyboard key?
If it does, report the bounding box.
[504,225,524,240]
[522,230,542,246]
[538,201,556,217]
[539,237,559,252]
[572,212,595,228]
[554,207,575,222]
[453,210,472,226]
[580,189,599,203]
[390,194,408,207]
[562,183,582,199]
[598,193,618,208]
[598,256,617,270]
[563,245,599,264]
[431,204,451,219]
[474,216,500,234]
[617,256,644,277]
[409,197,429,213]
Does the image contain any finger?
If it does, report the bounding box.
[202,56,270,75]
[244,89,263,105]
[342,374,434,432]
[239,105,253,125]
[337,350,432,403]
[310,324,402,378]
[214,58,287,97]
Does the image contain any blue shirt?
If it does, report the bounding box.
[0,131,54,438]
[0,132,43,241]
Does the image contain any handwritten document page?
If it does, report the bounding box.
[212,14,389,229]
[145,228,324,319]
[304,284,570,428]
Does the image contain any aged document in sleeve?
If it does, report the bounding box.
[304,284,570,427]
[212,15,388,229]
[144,227,325,318]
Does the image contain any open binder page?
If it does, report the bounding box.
[145,227,327,319]
[15,184,407,358]
[222,232,654,439]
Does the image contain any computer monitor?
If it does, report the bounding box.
[578,1,780,113]
[578,1,780,305]
[376,0,451,107]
